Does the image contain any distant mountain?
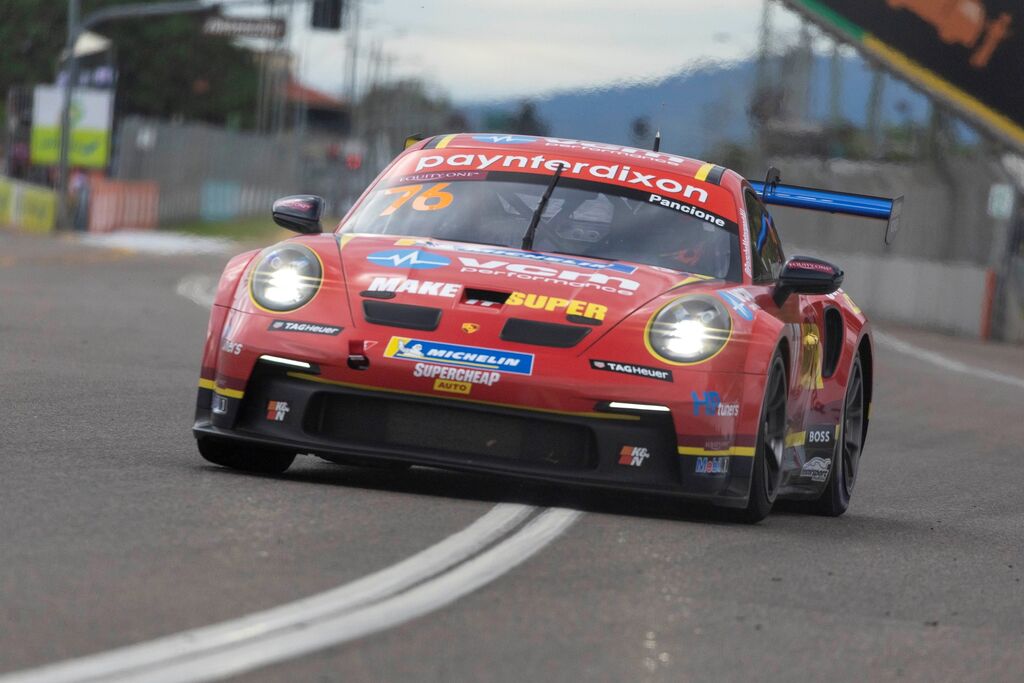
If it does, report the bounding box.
[462,56,931,159]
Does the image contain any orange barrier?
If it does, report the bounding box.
[88,179,159,233]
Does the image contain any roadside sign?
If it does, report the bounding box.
[988,183,1015,220]
[781,1,1024,153]
[202,15,287,40]
[30,85,113,168]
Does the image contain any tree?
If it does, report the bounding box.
[482,101,550,136]
[0,0,259,128]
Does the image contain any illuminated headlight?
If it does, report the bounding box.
[646,295,732,364]
[250,244,322,312]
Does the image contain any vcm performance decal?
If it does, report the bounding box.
[385,337,535,375]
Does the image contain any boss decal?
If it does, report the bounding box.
[806,424,837,447]
[589,359,673,382]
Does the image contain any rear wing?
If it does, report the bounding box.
[749,174,904,244]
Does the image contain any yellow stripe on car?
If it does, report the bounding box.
[434,134,458,149]
[694,162,715,182]
[677,445,756,457]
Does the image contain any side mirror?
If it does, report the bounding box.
[774,256,844,306]
[272,195,324,234]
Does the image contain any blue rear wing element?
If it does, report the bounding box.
[749,181,904,244]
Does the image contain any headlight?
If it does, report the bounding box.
[646,295,732,364]
[250,244,322,312]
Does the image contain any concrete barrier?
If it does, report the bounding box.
[791,245,991,337]
[88,179,160,233]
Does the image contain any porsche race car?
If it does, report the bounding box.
[193,133,902,522]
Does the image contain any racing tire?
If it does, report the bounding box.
[737,350,787,524]
[197,436,296,475]
[811,354,865,516]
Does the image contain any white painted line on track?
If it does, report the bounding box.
[875,330,1024,391]
[132,508,582,683]
[0,504,574,683]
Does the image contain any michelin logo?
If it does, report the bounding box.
[385,337,534,375]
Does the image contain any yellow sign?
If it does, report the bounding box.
[29,86,112,169]
[434,378,471,395]
[0,180,13,226]
[0,177,56,233]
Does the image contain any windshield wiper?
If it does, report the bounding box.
[521,164,565,251]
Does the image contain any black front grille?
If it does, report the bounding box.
[307,393,595,469]
[362,300,442,330]
[500,318,591,348]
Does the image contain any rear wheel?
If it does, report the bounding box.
[812,354,865,516]
[738,351,787,524]
[197,436,295,475]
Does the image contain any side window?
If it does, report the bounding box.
[761,214,786,280]
[744,192,771,282]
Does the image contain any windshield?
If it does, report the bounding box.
[342,171,742,281]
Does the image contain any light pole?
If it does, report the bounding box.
[55,0,81,230]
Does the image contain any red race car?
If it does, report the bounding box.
[193,134,902,522]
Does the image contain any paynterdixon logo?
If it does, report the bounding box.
[367,249,450,270]
[384,337,534,375]
[472,135,536,144]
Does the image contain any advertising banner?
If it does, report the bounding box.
[30,85,114,168]
[0,177,57,233]
[781,0,1024,151]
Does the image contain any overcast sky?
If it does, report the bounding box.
[227,0,801,103]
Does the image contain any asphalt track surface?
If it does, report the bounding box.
[2,231,1024,682]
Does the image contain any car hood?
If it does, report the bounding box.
[336,234,719,348]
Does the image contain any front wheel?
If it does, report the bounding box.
[737,351,788,524]
[197,436,296,475]
[811,354,865,516]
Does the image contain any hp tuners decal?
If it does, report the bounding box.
[384,337,534,375]
[691,391,740,417]
[367,249,451,270]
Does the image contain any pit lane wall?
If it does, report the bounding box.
[0,176,56,233]
[763,157,1021,341]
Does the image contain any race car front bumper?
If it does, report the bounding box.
[194,359,755,507]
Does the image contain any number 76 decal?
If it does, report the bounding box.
[380,183,454,216]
